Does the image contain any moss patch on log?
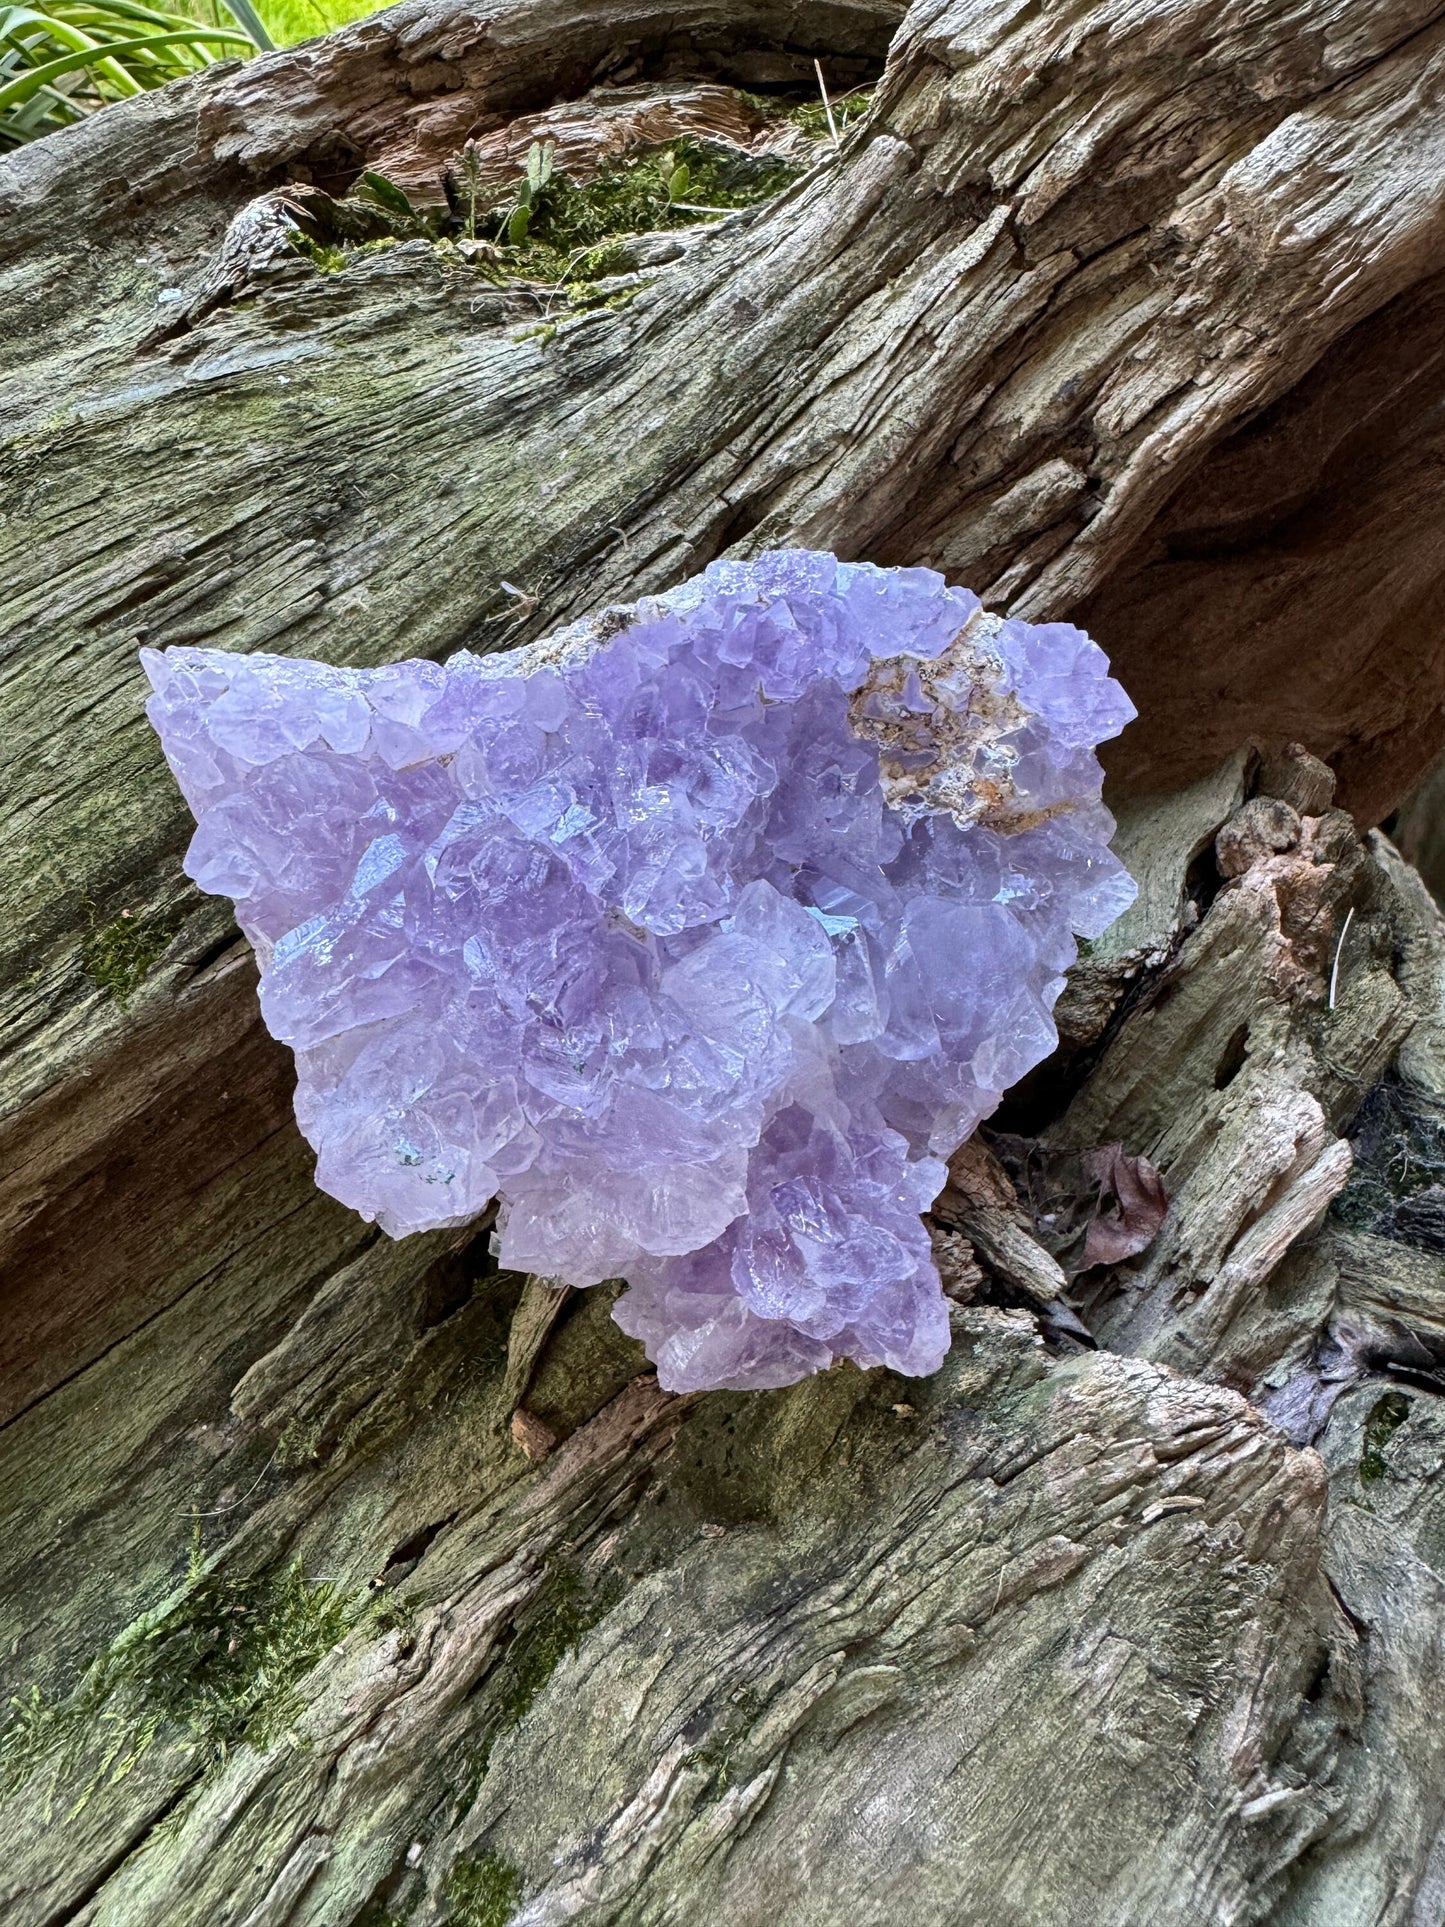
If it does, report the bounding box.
[497,139,801,278]
[1359,1389,1412,1484]
[297,139,804,292]
[80,902,183,1007]
[784,88,873,141]
[0,1548,359,1811]
[470,1558,626,1781]
[1334,1076,1445,1245]
[446,1852,522,1927]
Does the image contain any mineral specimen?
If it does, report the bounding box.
[142,551,1135,1392]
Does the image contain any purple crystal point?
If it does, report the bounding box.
[142,551,1136,1393]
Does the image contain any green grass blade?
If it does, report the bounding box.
[0,12,144,94]
[0,23,247,108]
[214,0,270,49]
[358,169,414,215]
[60,0,247,32]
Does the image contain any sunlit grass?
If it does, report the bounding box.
[177,0,377,46]
[1,0,384,145]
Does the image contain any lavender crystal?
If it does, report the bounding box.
[142,552,1135,1392]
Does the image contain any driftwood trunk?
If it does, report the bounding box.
[5,0,1445,1920]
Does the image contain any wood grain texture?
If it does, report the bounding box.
[5,0,1445,1919]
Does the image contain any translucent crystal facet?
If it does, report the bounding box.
[142,551,1136,1392]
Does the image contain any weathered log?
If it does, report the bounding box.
[5,0,1445,1920]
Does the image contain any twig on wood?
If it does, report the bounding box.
[488,579,538,622]
[814,58,841,149]
[541,245,617,316]
[1329,905,1355,1010]
[186,1441,281,1518]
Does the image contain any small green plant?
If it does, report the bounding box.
[500,137,555,246]
[1359,1389,1411,1484]
[273,1415,324,1467]
[693,1687,764,1794]
[295,132,801,288]
[490,137,800,286]
[356,168,416,218]
[292,231,347,273]
[457,138,485,241]
[0,0,263,148]
[447,1852,521,1927]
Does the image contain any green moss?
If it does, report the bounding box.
[370,1593,418,1638]
[274,1416,324,1467]
[467,1559,624,1783]
[289,136,802,292]
[489,1564,607,1728]
[447,1852,521,1927]
[692,1687,765,1793]
[0,1552,359,1812]
[292,233,347,273]
[494,139,800,284]
[524,1283,645,1436]
[1359,1389,1411,1484]
[1333,1077,1445,1241]
[81,904,182,1007]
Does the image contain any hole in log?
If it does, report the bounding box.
[383,1513,456,1577]
[185,923,246,977]
[1184,838,1228,923]
[276,132,368,204]
[1214,1022,1250,1091]
[1302,1647,1332,1705]
[417,1220,499,1331]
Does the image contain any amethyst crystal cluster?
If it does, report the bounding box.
[142,552,1134,1392]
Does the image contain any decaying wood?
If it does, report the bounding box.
[935,1135,1070,1306]
[501,1273,574,1414]
[5,0,1445,1919]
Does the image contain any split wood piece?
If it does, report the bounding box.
[1054,788,1416,1376]
[510,1406,560,1461]
[1255,743,1337,821]
[0,1317,1337,1927]
[928,1223,985,1303]
[936,1137,1068,1307]
[501,1271,575,1414]
[1055,750,1251,1049]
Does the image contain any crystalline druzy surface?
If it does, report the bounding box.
[142,551,1136,1392]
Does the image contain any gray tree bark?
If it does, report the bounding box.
[4,1,1445,1922]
